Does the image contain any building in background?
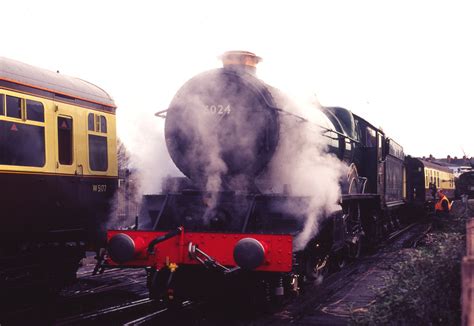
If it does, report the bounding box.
[422,155,473,178]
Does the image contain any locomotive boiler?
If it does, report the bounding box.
[105,51,406,304]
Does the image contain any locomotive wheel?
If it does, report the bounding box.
[305,255,330,284]
[347,236,362,259]
[346,164,360,194]
[362,213,380,252]
[392,215,401,230]
[336,251,347,269]
[148,268,174,300]
[336,243,361,268]
[345,201,363,260]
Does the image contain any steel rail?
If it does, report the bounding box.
[123,300,193,326]
[55,298,155,325]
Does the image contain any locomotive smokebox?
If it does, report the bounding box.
[233,237,266,270]
[107,233,145,263]
[164,51,280,190]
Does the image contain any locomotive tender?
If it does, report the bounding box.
[457,171,474,199]
[0,57,117,309]
[105,51,407,302]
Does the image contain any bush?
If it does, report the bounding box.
[352,220,465,325]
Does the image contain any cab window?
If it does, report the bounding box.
[366,127,376,147]
[377,134,383,158]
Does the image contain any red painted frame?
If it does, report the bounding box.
[106,230,293,272]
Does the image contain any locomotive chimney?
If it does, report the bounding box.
[220,50,262,74]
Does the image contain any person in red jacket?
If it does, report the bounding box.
[435,189,452,216]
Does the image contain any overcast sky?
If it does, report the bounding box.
[2,0,473,161]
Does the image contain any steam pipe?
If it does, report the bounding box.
[147,226,183,254]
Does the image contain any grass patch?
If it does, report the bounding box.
[352,215,466,325]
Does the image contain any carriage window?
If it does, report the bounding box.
[88,113,107,133]
[58,116,73,165]
[89,135,108,171]
[0,95,45,166]
[95,115,100,132]
[0,120,45,166]
[6,96,22,119]
[88,113,95,131]
[100,116,107,133]
[0,94,4,115]
[26,100,44,122]
[88,112,108,171]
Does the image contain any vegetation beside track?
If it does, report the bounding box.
[352,203,470,325]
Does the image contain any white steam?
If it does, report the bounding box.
[261,96,348,251]
[108,113,182,228]
[181,92,229,222]
[111,62,348,250]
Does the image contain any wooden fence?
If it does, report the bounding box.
[462,218,474,325]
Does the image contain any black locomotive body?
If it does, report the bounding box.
[105,51,407,303]
[457,171,474,199]
[0,57,118,313]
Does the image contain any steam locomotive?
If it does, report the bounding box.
[0,57,117,314]
[105,51,408,303]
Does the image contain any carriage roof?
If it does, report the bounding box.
[0,56,115,109]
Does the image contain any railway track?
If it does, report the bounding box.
[246,220,434,325]
[55,298,157,325]
[56,298,195,325]
[50,222,431,326]
[384,221,432,248]
[54,261,200,325]
[122,300,194,326]
[61,268,148,300]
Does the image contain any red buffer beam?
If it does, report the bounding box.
[106,229,293,272]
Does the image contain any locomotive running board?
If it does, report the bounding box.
[341,193,379,201]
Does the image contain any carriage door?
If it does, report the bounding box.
[377,133,385,196]
[55,113,80,221]
[57,116,74,172]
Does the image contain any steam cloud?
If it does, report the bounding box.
[261,96,348,251]
[110,67,348,252]
[179,91,229,222]
[107,115,182,229]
